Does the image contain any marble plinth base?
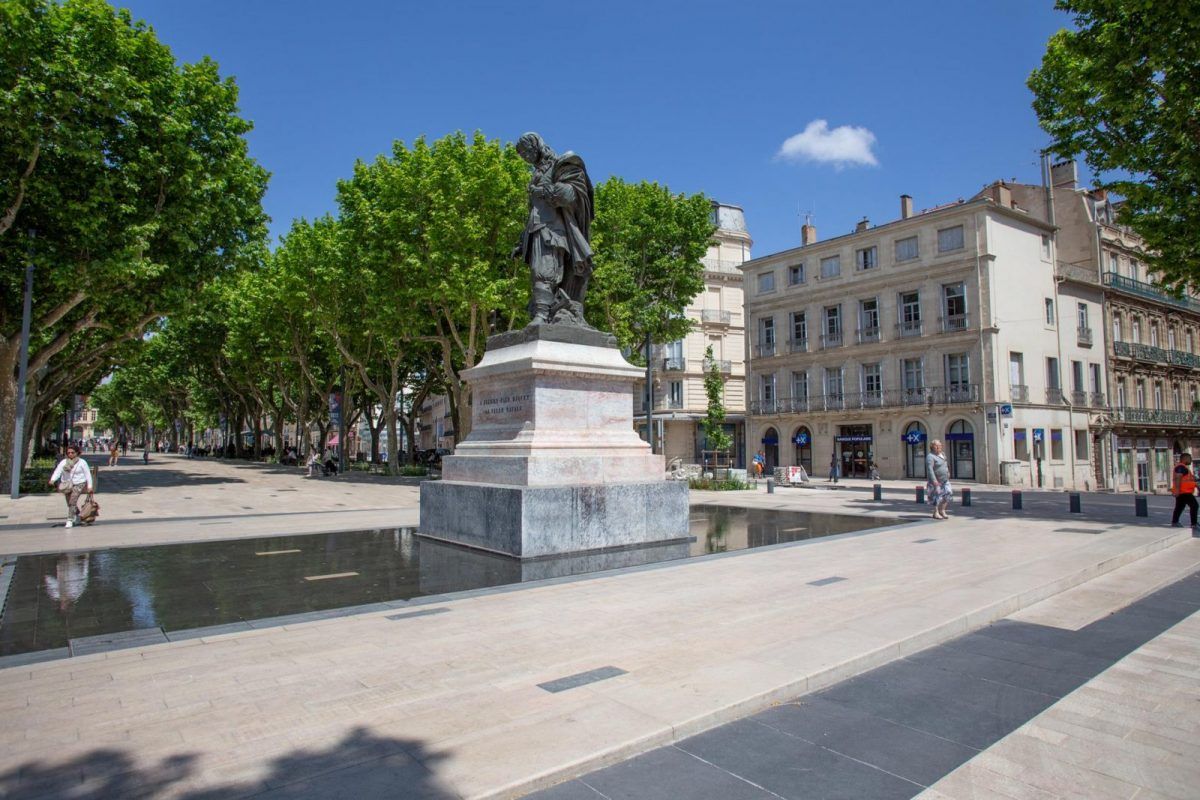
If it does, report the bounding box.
[419,479,689,558]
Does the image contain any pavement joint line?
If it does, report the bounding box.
[303,571,359,581]
[255,549,301,556]
[538,666,628,693]
[385,608,450,621]
[807,576,848,586]
[913,538,938,543]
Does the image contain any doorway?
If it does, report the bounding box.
[792,426,812,474]
[904,421,927,479]
[946,419,975,480]
[761,427,779,472]
[836,426,873,478]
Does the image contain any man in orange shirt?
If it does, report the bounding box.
[1170,452,1197,528]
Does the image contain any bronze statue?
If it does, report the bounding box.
[512,132,594,327]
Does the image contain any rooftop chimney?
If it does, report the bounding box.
[1050,160,1078,190]
[900,194,913,219]
[991,182,1012,208]
[801,222,817,246]
[855,217,870,233]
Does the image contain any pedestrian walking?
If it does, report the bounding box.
[142,442,149,464]
[752,450,765,478]
[48,445,94,529]
[1171,452,1198,528]
[108,441,119,467]
[828,451,839,484]
[926,439,952,520]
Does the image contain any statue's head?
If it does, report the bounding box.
[516,132,554,165]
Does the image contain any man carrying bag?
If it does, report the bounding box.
[48,445,95,528]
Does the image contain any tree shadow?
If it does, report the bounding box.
[0,727,457,799]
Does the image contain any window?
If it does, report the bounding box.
[946,353,970,390]
[1136,379,1146,408]
[1151,323,1159,347]
[760,373,776,404]
[855,246,877,271]
[820,255,841,279]
[1041,234,1052,260]
[788,263,805,285]
[1173,384,1181,410]
[1014,429,1029,461]
[668,380,683,407]
[824,305,842,336]
[792,371,808,402]
[790,311,807,348]
[1047,357,1060,390]
[1077,303,1089,330]
[1109,252,1119,274]
[943,282,967,329]
[1154,381,1163,410]
[1117,378,1127,407]
[1074,430,1089,461]
[902,357,924,397]
[1070,360,1084,393]
[824,367,844,401]
[1010,352,1025,390]
[1044,298,1055,325]
[1090,363,1102,394]
[1112,313,1122,342]
[900,290,922,335]
[758,316,775,356]
[895,236,919,262]
[1132,317,1142,343]
[756,271,775,293]
[937,225,965,253]
[859,298,879,338]
[1169,327,1176,350]
[1129,259,1139,281]
[1189,329,1195,353]
[862,363,882,398]
[1050,429,1064,461]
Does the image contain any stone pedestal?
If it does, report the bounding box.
[419,325,689,558]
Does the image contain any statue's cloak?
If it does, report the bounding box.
[553,152,594,275]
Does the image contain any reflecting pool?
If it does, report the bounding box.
[0,506,898,656]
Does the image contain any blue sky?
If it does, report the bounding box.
[119,0,1082,257]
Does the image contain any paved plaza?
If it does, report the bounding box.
[0,456,1198,799]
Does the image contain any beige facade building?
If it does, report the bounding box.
[1009,163,1200,492]
[741,181,1109,489]
[633,202,751,468]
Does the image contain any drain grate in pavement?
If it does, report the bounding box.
[386,608,450,621]
[913,538,937,543]
[538,666,628,693]
[131,510,143,514]
[807,576,847,587]
[69,627,168,657]
[255,549,301,557]
[1053,527,1104,534]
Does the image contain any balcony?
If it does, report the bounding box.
[661,356,685,372]
[1011,385,1030,403]
[820,332,843,349]
[857,326,881,344]
[1113,340,1169,364]
[1077,326,1093,347]
[940,314,969,333]
[1091,392,1107,407]
[745,385,981,415]
[1102,272,1200,314]
[1070,390,1088,406]
[897,320,923,338]
[701,308,733,326]
[788,338,808,353]
[702,357,732,374]
[755,341,777,358]
[1112,407,1200,428]
[638,396,686,412]
[1169,349,1200,369]
[1046,387,1065,404]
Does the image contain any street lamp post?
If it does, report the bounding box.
[338,367,347,475]
[9,234,34,499]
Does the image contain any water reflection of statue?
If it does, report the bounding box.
[511,132,595,327]
[43,554,90,613]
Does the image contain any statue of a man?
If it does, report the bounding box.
[512,132,594,326]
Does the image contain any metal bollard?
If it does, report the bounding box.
[915,485,925,504]
[961,487,971,506]
[1135,495,1148,517]
[1012,489,1023,510]
[767,478,775,494]
[1069,492,1081,513]
[873,483,882,501]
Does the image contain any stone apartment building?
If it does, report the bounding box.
[633,202,751,468]
[1008,163,1200,492]
[741,183,1102,489]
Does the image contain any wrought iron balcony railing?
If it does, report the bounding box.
[747,386,980,414]
[857,326,881,344]
[1011,384,1029,403]
[1102,272,1200,314]
[1046,387,1065,404]
[1070,390,1088,406]
[702,358,732,374]
[701,308,733,325]
[1113,340,1169,363]
[788,338,808,353]
[1169,349,1200,368]
[755,341,776,358]
[1112,407,1200,427]
[1091,392,1107,407]
[1077,326,1093,347]
[820,331,843,349]
[940,314,969,333]
[662,356,685,371]
[897,319,923,338]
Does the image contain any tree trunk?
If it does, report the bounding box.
[273,412,286,459]
[385,407,399,476]
[401,415,416,466]
[296,391,309,458]
[253,415,263,459]
[0,339,18,487]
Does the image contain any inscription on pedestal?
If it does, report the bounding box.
[477,391,532,425]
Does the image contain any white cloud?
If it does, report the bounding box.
[777,120,878,168]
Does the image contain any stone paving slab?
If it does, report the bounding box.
[0,507,1191,799]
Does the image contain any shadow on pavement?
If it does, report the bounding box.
[0,727,454,799]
